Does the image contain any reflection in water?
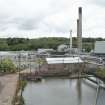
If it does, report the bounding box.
[23,78,97,105]
[76,79,82,105]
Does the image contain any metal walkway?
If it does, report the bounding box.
[96,87,105,105]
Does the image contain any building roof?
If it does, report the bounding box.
[94,41,105,54]
[46,57,83,64]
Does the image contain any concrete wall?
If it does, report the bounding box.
[47,63,85,73]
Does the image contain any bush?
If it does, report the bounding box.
[0,59,16,73]
[96,69,105,78]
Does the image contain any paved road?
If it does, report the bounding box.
[0,74,18,105]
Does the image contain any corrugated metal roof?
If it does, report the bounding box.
[46,57,83,64]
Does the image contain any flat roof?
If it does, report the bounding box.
[46,57,83,64]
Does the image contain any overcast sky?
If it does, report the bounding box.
[0,0,105,38]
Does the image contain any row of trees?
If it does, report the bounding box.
[0,37,104,52]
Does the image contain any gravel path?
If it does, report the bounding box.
[0,74,18,105]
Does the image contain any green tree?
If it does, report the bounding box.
[0,59,16,73]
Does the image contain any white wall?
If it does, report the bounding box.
[94,41,105,54]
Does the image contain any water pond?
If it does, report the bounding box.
[23,78,98,105]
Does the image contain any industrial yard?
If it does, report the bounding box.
[0,1,105,105]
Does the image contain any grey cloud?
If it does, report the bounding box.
[0,16,10,31]
[17,18,37,30]
[0,0,105,38]
[48,24,69,33]
[0,0,73,36]
[17,14,47,30]
[91,0,105,7]
[0,13,47,31]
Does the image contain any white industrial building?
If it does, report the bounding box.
[45,57,85,73]
[94,41,105,56]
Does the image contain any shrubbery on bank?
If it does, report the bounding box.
[13,80,27,105]
[96,69,105,78]
[0,59,16,73]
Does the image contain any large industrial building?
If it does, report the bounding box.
[94,41,105,56]
[45,57,85,74]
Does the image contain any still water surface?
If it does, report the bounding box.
[23,78,97,105]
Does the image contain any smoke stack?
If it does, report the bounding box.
[77,19,80,52]
[70,30,72,50]
[78,7,82,53]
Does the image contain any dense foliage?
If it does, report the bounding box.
[96,69,105,78]
[0,37,104,52]
[0,59,16,73]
